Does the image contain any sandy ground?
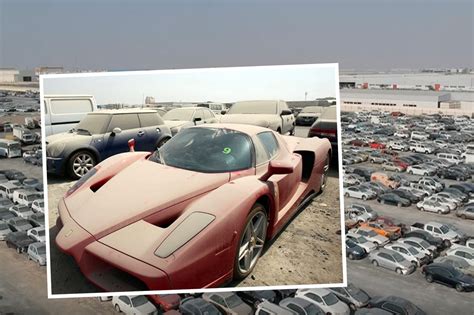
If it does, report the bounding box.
[46,126,343,294]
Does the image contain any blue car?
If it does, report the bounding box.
[46,109,171,179]
[346,238,367,260]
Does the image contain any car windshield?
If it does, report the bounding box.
[131,296,149,307]
[225,295,242,308]
[367,230,378,237]
[227,101,277,114]
[38,230,45,236]
[27,195,38,201]
[38,201,44,207]
[18,207,30,213]
[75,114,110,135]
[439,225,449,234]
[301,106,319,113]
[420,240,430,248]
[37,245,46,254]
[304,303,323,315]
[201,304,220,314]
[150,128,253,173]
[357,236,368,243]
[0,223,8,230]
[346,284,369,302]
[322,293,339,306]
[408,247,419,255]
[163,109,194,121]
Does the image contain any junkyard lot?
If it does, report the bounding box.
[46,125,344,293]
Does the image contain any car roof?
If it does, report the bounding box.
[298,288,331,295]
[90,109,158,115]
[371,295,411,306]
[205,291,235,298]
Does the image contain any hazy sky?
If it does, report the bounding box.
[43,64,338,104]
[1,0,473,71]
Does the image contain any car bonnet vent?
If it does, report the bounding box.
[90,176,113,193]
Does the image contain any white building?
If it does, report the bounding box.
[0,68,20,83]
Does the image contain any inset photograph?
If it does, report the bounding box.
[42,64,344,296]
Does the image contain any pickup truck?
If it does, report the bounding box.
[410,222,462,246]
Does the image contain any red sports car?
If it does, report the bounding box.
[55,124,332,291]
[369,141,386,150]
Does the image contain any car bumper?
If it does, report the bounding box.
[47,157,66,175]
[402,266,416,275]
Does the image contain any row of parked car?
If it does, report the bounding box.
[98,285,428,315]
[345,201,474,292]
[0,169,46,266]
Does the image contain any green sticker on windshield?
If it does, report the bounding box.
[223,147,232,154]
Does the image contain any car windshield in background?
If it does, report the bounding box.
[225,295,242,308]
[150,128,252,173]
[163,109,194,121]
[305,303,323,315]
[37,246,46,255]
[408,247,419,255]
[420,240,430,248]
[322,293,339,306]
[75,114,110,135]
[10,143,21,150]
[440,225,449,234]
[227,102,277,114]
[38,230,45,236]
[347,284,369,301]
[392,252,405,262]
[131,296,149,307]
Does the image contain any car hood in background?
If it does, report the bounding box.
[219,114,279,128]
[65,159,230,237]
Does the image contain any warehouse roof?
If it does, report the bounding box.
[340,89,451,101]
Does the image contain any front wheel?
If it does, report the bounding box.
[114,304,121,312]
[68,151,96,180]
[426,274,433,283]
[455,284,464,292]
[233,204,268,280]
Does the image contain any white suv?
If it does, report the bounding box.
[410,143,434,154]
[411,131,429,141]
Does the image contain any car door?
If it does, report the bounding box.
[102,114,144,158]
[119,296,132,313]
[278,102,293,134]
[138,112,166,151]
[254,131,300,211]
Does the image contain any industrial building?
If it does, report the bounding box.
[340,72,474,92]
[0,68,20,83]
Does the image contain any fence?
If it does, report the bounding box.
[341,104,474,117]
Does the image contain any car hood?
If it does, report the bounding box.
[219,114,278,127]
[459,273,474,284]
[331,302,350,315]
[46,131,92,145]
[135,302,157,314]
[66,159,230,238]
[298,113,319,118]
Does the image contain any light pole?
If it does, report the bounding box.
[305,92,308,101]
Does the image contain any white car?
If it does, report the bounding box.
[466,239,474,250]
[9,205,35,219]
[296,288,350,315]
[406,165,433,176]
[112,296,158,315]
[27,227,46,243]
[411,131,429,141]
[425,196,456,211]
[446,246,474,266]
[349,227,389,246]
[12,189,41,207]
[416,199,450,214]
[398,237,436,257]
[31,199,44,213]
[346,234,377,253]
[344,186,376,200]
[410,143,435,154]
[385,242,428,267]
[388,141,409,151]
[394,132,410,139]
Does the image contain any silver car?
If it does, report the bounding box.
[398,237,437,258]
[349,227,389,246]
[347,204,378,220]
[456,205,474,220]
[27,242,46,266]
[368,248,415,275]
[385,242,429,267]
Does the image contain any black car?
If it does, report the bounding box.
[437,169,467,181]
[391,189,419,203]
[346,239,367,260]
[6,217,33,232]
[403,230,444,251]
[179,297,220,315]
[443,188,468,202]
[422,263,474,292]
[0,209,16,221]
[367,296,426,315]
[4,170,26,182]
[352,168,373,181]
[0,197,14,210]
[450,183,474,196]
[237,290,276,307]
[5,231,35,253]
[377,193,411,207]
[29,213,45,227]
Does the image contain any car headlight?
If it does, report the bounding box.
[46,142,66,157]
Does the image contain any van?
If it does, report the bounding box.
[0,182,23,200]
[43,95,97,136]
[437,152,463,165]
[371,172,400,189]
[13,127,36,144]
[0,139,22,158]
[13,189,41,207]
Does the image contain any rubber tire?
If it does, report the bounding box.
[372,260,379,267]
[362,195,367,201]
[396,268,403,275]
[461,214,466,219]
[420,207,425,212]
[277,128,282,134]
[348,253,355,260]
[16,247,21,254]
[437,210,442,214]
[67,150,97,180]
[233,203,268,280]
[455,284,464,292]
[426,274,433,283]
[115,304,121,312]
[345,193,349,197]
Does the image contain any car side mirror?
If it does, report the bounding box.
[221,110,226,115]
[280,109,292,116]
[260,159,294,181]
[193,117,202,124]
[112,127,122,135]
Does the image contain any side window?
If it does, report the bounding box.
[210,295,225,306]
[119,296,130,305]
[433,228,441,234]
[50,99,93,114]
[400,248,408,255]
[254,138,270,165]
[138,113,164,127]
[426,226,433,232]
[257,132,279,160]
[108,114,140,131]
[306,292,322,303]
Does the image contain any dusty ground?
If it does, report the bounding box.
[47,126,343,294]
